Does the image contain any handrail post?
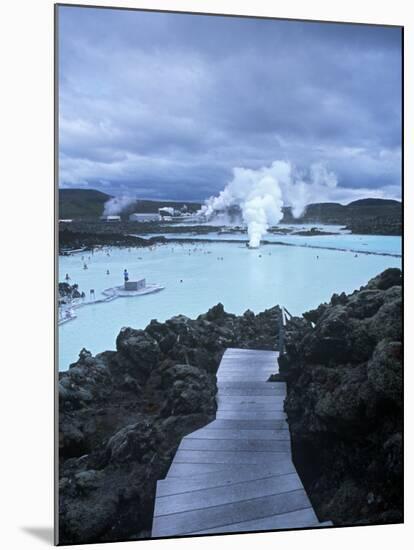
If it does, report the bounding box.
[279,307,285,355]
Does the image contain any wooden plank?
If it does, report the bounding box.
[200,418,289,430]
[218,371,276,376]
[217,370,276,374]
[184,428,291,441]
[220,358,276,363]
[221,355,276,360]
[165,461,297,481]
[223,350,276,353]
[216,411,287,420]
[180,438,291,453]
[217,378,278,384]
[220,357,276,369]
[220,358,275,362]
[217,396,285,407]
[216,401,285,410]
[174,449,291,465]
[167,462,238,477]
[219,359,276,364]
[219,365,276,370]
[218,370,276,374]
[157,467,298,496]
[188,507,319,534]
[217,404,285,413]
[218,381,286,390]
[152,489,311,536]
[217,368,276,373]
[154,474,304,516]
[217,388,285,396]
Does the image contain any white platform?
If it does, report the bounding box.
[58,283,164,325]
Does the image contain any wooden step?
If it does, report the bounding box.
[154,474,305,516]
[187,507,320,534]
[158,467,298,495]
[184,428,291,441]
[152,489,312,536]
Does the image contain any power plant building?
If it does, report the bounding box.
[129,213,159,222]
[101,215,121,222]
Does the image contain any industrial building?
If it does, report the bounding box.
[100,215,121,222]
[158,207,176,219]
[129,213,159,222]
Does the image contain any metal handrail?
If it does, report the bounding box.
[279,304,316,354]
[278,310,284,356]
[279,306,294,354]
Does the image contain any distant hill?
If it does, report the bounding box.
[346,198,400,207]
[282,198,402,234]
[59,189,112,220]
[282,198,401,220]
[59,188,201,220]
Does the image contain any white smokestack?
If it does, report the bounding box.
[199,160,338,247]
[103,196,136,216]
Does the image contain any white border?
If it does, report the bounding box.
[1,1,411,548]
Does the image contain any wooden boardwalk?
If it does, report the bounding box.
[152,348,328,537]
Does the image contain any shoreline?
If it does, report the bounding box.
[60,234,402,259]
[146,236,402,258]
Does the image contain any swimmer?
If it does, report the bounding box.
[83,263,88,270]
[65,273,70,281]
[106,269,110,275]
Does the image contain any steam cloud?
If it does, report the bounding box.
[198,161,338,248]
[103,196,136,216]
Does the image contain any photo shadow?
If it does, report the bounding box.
[21,526,54,545]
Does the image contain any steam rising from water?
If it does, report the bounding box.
[103,196,136,216]
[199,161,338,247]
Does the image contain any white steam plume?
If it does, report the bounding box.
[103,195,136,216]
[199,160,338,248]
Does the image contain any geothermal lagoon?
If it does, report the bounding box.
[58,228,401,371]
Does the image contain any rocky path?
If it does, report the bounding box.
[151,348,329,537]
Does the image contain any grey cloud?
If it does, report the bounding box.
[58,6,402,202]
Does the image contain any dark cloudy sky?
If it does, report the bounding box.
[58,6,402,202]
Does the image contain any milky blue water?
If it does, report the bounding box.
[58,234,401,371]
